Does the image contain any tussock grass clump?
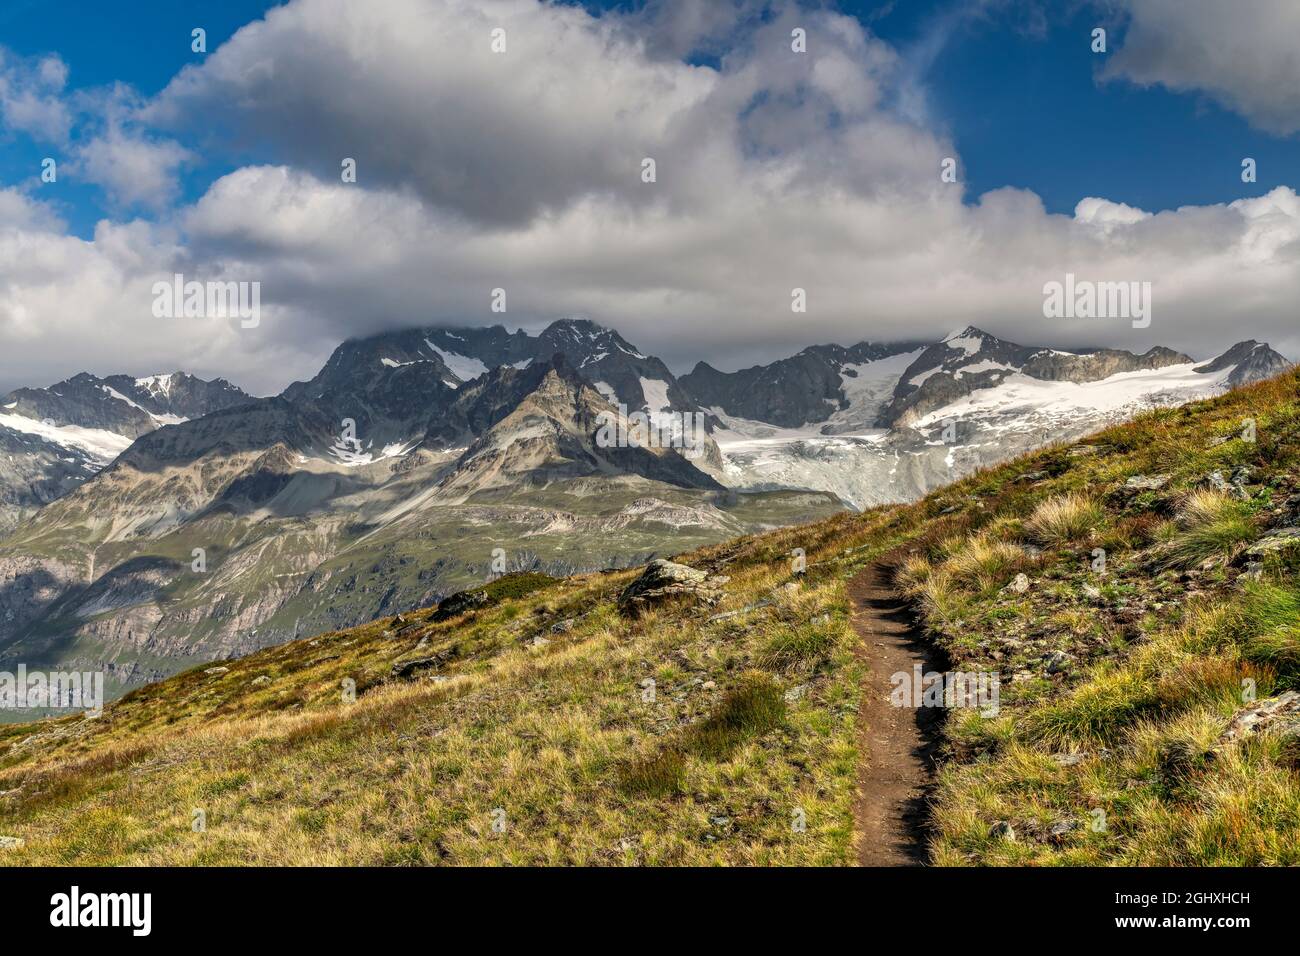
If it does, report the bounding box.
[1025,493,1104,546]
[1024,664,1157,746]
[1156,490,1255,570]
[945,535,1027,592]
[619,748,687,797]
[895,554,934,597]
[913,568,966,626]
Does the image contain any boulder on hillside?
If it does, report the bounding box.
[430,588,490,622]
[1245,527,1300,558]
[617,559,723,616]
[1124,474,1171,491]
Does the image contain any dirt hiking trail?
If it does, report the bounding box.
[850,560,944,866]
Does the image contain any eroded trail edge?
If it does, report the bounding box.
[850,561,944,866]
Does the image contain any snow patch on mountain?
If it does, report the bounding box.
[824,348,926,433]
[135,373,175,399]
[0,413,134,463]
[912,361,1232,432]
[424,340,489,384]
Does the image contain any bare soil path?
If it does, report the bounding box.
[850,560,944,866]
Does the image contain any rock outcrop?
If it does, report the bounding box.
[617,559,724,616]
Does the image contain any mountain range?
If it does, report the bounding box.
[0,318,1288,708]
[0,372,251,535]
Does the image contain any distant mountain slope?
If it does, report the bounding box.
[0,372,251,533]
[681,341,927,429]
[697,327,1291,509]
[0,335,782,702]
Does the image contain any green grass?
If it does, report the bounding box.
[1156,490,1257,570]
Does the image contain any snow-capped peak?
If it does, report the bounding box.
[942,327,986,356]
[135,373,177,398]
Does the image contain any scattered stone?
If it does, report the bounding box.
[249,675,272,687]
[528,635,550,649]
[1201,469,1251,500]
[1276,494,1300,524]
[617,559,723,616]
[204,666,229,676]
[1015,470,1049,483]
[710,815,731,827]
[1051,752,1088,767]
[1245,527,1300,558]
[550,619,574,634]
[392,613,407,626]
[1202,470,1230,493]
[1082,583,1102,600]
[1240,561,1265,582]
[1207,435,1232,448]
[0,836,24,850]
[705,600,773,622]
[391,657,441,680]
[1044,650,1072,675]
[988,821,1015,841]
[1048,819,1080,841]
[1216,691,1300,747]
[1124,474,1171,491]
[1007,573,1030,594]
[701,680,716,691]
[784,684,807,702]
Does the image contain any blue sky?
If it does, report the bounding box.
[3,0,1294,240]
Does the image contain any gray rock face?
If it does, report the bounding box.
[679,341,924,428]
[1245,528,1300,557]
[617,559,723,615]
[1195,340,1292,388]
[1125,474,1172,491]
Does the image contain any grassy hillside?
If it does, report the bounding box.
[2,370,1300,865]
